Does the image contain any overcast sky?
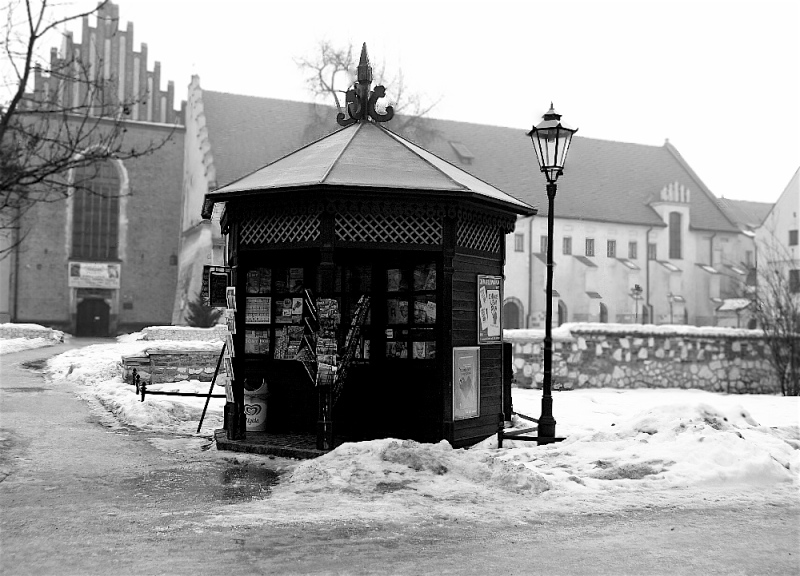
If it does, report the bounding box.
[31,0,800,203]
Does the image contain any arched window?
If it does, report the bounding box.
[557,300,568,326]
[503,300,522,329]
[71,161,120,260]
[669,212,682,259]
[599,302,608,323]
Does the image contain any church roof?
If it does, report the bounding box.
[715,198,774,232]
[200,90,740,233]
[207,120,534,215]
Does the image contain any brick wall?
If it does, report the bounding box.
[14,121,184,333]
[506,324,780,394]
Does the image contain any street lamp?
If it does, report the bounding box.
[527,103,578,445]
[631,284,643,323]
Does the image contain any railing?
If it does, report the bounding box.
[131,344,227,433]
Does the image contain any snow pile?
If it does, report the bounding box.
[0,323,65,355]
[45,336,224,435]
[284,438,551,499]
[11,333,797,522]
[497,398,798,493]
[0,337,59,355]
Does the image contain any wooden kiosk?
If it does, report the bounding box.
[201,46,536,450]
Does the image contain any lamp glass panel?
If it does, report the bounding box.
[531,134,545,170]
[547,130,560,168]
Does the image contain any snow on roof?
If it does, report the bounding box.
[717,299,753,312]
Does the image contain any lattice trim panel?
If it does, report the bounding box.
[240,213,320,245]
[336,213,442,245]
[457,218,501,252]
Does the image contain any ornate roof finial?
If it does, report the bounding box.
[337,42,394,127]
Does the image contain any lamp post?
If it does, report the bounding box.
[631,284,643,323]
[527,103,577,445]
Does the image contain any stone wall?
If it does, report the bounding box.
[122,325,226,384]
[0,323,64,341]
[505,324,780,394]
[140,325,228,342]
[146,348,222,383]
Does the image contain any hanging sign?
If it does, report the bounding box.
[453,346,480,420]
[477,275,502,344]
[68,261,121,289]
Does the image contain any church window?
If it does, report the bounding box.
[71,161,120,260]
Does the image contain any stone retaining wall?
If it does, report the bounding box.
[505,324,780,394]
[140,325,228,342]
[146,348,222,383]
[0,323,64,342]
[122,347,223,384]
[122,326,226,384]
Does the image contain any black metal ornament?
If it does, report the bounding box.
[336,43,395,126]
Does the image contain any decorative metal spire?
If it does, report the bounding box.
[337,43,394,126]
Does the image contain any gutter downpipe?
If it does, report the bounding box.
[645,227,653,323]
[709,232,717,326]
[528,215,535,328]
[12,206,20,322]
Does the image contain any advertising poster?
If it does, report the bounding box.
[453,346,480,420]
[477,275,502,344]
[68,261,121,289]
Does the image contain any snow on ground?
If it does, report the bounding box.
[46,332,226,436]
[0,337,61,355]
[5,327,799,524]
[0,323,65,355]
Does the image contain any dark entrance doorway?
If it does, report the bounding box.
[503,301,521,329]
[76,298,109,336]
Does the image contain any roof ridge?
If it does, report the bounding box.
[208,123,351,193]
[378,125,469,192]
[320,122,362,183]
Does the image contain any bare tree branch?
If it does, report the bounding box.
[752,222,800,395]
[296,41,442,145]
[0,0,176,259]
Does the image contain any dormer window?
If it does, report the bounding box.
[449,141,474,165]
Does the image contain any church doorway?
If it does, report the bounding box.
[76,298,110,337]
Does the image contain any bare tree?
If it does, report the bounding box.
[0,0,174,258]
[296,41,441,146]
[753,225,800,395]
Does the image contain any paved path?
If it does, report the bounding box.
[1,342,798,575]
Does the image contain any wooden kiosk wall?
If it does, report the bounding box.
[222,195,515,448]
[444,210,509,448]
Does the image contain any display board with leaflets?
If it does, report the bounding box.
[243,266,307,360]
[384,262,437,360]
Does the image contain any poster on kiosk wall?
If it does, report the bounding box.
[477,275,502,344]
[453,347,480,420]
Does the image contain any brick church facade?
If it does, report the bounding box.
[0,2,184,336]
